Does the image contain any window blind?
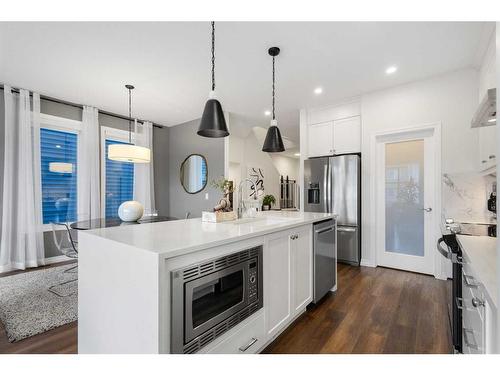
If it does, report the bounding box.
[40,128,78,224]
[105,139,134,218]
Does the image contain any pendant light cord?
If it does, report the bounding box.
[211,21,216,92]
[128,87,132,143]
[272,56,276,120]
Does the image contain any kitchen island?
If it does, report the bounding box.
[78,211,335,354]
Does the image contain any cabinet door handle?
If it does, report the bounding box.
[472,297,485,308]
[489,154,496,159]
[463,328,479,350]
[239,337,258,352]
[463,271,480,288]
[481,160,487,164]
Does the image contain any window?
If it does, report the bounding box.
[103,136,134,218]
[40,128,78,224]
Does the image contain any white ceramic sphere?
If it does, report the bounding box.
[118,200,144,222]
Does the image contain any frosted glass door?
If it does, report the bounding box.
[385,140,425,256]
[376,131,436,276]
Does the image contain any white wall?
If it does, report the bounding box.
[442,32,496,224]
[227,130,281,208]
[360,68,479,267]
[270,154,300,181]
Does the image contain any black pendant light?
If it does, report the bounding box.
[262,47,285,152]
[197,21,229,138]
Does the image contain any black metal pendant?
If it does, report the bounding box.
[197,98,229,138]
[262,125,285,152]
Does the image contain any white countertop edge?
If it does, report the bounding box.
[80,212,336,260]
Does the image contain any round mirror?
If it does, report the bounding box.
[180,154,208,194]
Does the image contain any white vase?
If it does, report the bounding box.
[118,201,144,222]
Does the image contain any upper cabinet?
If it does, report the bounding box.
[306,115,361,158]
[303,100,361,159]
[333,116,361,155]
[307,121,334,157]
[478,125,497,172]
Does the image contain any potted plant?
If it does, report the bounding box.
[262,194,276,211]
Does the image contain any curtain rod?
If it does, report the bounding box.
[0,84,164,129]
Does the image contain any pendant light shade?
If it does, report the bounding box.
[262,47,285,152]
[197,95,229,138]
[49,162,74,174]
[108,84,151,163]
[108,144,151,163]
[197,22,229,138]
[262,121,285,153]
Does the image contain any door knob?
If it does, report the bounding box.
[421,207,432,212]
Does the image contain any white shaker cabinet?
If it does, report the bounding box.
[290,226,313,315]
[306,116,361,158]
[264,225,313,339]
[478,125,497,172]
[307,121,334,158]
[264,230,292,337]
[333,116,361,154]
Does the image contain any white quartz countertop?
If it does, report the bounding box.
[81,211,334,259]
[456,235,497,309]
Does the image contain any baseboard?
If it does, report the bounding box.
[360,258,376,267]
[0,255,72,274]
[44,255,73,265]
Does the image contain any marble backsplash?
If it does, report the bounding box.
[442,172,496,223]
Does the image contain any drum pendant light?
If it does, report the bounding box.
[262,47,285,152]
[197,21,230,138]
[108,85,151,163]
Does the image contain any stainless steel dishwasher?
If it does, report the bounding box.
[313,219,337,303]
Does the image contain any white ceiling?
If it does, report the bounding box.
[0,22,493,142]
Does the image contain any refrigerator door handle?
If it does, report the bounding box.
[323,163,329,213]
[327,160,332,213]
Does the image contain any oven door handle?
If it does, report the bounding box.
[436,238,451,259]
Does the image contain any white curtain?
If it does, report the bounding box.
[133,121,155,213]
[78,106,100,220]
[0,86,45,272]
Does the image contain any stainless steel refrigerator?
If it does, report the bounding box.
[304,154,361,265]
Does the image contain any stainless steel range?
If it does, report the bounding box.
[170,246,263,354]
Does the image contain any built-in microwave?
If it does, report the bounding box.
[170,246,263,354]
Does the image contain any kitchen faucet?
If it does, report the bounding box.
[237,178,258,219]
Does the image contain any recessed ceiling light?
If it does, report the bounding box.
[488,118,496,123]
[385,66,398,75]
[294,153,301,157]
[55,145,61,148]
[314,87,323,95]
[264,110,271,116]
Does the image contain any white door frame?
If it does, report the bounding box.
[370,122,445,279]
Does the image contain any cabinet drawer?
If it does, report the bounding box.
[461,273,485,354]
[204,309,266,354]
[462,266,486,319]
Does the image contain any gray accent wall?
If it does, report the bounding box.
[153,126,170,216]
[168,118,225,219]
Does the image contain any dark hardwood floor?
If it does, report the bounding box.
[0,262,451,354]
[263,263,453,354]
